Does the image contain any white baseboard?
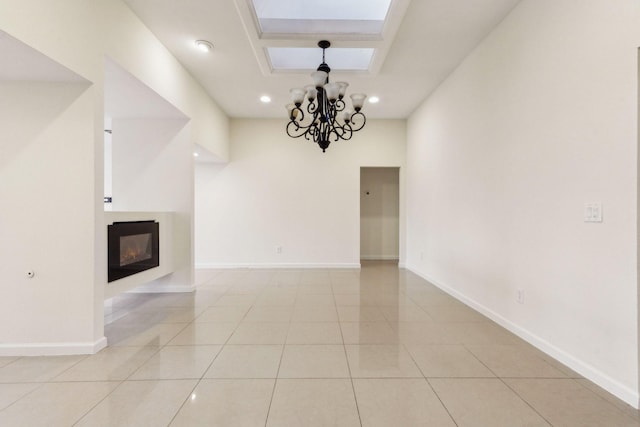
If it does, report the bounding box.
[195,262,361,269]
[0,336,107,357]
[406,264,639,409]
[360,255,400,261]
[128,283,196,293]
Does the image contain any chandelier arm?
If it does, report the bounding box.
[287,120,313,139]
[307,100,318,115]
[344,124,354,140]
[328,104,352,139]
[326,102,338,125]
[330,128,342,142]
[291,106,305,123]
[290,119,318,132]
[322,104,345,143]
[287,117,326,145]
[349,112,367,132]
[332,122,353,141]
[307,125,320,143]
[287,108,322,132]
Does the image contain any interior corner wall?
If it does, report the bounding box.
[195,118,406,268]
[406,0,639,406]
[111,118,193,291]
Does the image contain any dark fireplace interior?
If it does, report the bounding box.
[108,220,159,282]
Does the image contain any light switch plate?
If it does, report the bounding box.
[584,203,603,223]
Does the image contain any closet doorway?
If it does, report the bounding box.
[360,167,400,262]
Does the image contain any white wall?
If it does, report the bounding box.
[196,119,406,268]
[111,118,193,292]
[0,82,96,353]
[360,167,400,260]
[0,0,229,355]
[406,0,639,406]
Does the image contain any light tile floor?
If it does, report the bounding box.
[0,261,638,426]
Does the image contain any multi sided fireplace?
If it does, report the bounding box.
[108,220,159,282]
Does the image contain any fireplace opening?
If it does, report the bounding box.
[108,220,159,282]
[120,233,152,266]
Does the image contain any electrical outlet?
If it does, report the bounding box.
[276,246,282,254]
[516,289,525,304]
[420,252,424,261]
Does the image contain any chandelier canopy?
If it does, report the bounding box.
[286,41,367,153]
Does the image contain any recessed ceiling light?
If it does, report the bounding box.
[193,152,199,157]
[194,40,213,52]
[260,95,272,103]
[369,96,380,104]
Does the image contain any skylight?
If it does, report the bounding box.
[251,0,392,34]
[235,0,410,75]
[268,47,374,71]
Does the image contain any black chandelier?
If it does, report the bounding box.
[286,40,367,153]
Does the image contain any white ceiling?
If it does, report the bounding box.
[123,0,522,119]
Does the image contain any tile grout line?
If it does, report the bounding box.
[571,378,640,422]
[462,344,554,426]
[0,357,24,371]
[262,339,286,426]
[332,276,363,427]
[498,377,554,426]
[0,382,47,415]
[128,283,250,424]
[401,342,459,427]
[70,380,126,426]
[423,377,461,427]
[167,278,260,426]
[39,349,122,426]
[69,341,167,421]
[71,308,185,425]
[262,277,297,427]
[4,293,203,424]
[104,300,203,426]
